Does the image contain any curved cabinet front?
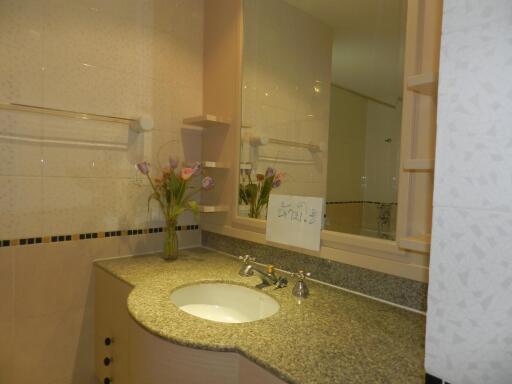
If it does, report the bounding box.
[94,267,286,384]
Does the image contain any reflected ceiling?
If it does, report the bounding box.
[283,0,406,106]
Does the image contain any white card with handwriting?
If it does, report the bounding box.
[266,194,323,251]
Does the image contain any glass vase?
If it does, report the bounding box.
[163,221,178,261]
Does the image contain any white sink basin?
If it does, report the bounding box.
[170,283,279,323]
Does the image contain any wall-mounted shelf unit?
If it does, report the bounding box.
[397,0,442,256]
[199,205,229,213]
[399,234,431,253]
[403,158,435,171]
[183,114,230,129]
[407,72,438,95]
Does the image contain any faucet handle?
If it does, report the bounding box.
[292,270,311,281]
[292,270,311,298]
[239,255,256,264]
[267,265,275,274]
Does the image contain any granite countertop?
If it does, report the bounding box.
[95,247,426,384]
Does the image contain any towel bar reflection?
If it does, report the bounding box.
[249,135,325,152]
[0,102,153,132]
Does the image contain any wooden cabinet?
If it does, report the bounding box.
[94,266,286,384]
[94,268,132,384]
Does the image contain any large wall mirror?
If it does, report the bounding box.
[238,0,406,241]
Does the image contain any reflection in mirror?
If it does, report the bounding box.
[239,0,405,242]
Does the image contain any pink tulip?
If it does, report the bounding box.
[181,167,193,180]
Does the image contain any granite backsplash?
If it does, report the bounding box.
[202,231,427,311]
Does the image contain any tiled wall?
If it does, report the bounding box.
[425,1,512,383]
[240,0,331,201]
[0,0,204,383]
[0,0,204,240]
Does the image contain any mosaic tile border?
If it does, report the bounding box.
[202,231,427,311]
[0,225,200,248]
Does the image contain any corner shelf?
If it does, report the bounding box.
[407,72,438,95]
[403,158,435,171]
[399,234,431,253]
[199,205,229,213]
[183,114,230,129]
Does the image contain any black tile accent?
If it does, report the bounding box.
[137,229,143,234]
[2,240,10,247]
[149,228,154,233]
[85,233,92,239]
[51,236,58,242]
[36,237,42,244]
[105,232,111,237]
[79,234,86,240]
[128,229,133,235]
[65,235,72,241]
[116,230,122,236]
[92,233,98,238]
[28,238,35,245]
[58,235,65,242]
[176,225,181,231]
[425,373,443,384]
[20,239,27,245]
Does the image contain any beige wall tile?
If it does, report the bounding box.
[12,307,93,384]
[13,242,93,318]
[118,232,165,257]
[0,319,13,384]
[0,247,13,322]
[0,248,14,382]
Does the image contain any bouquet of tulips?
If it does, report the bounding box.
[137,159,214,260]
[239,167,283,219]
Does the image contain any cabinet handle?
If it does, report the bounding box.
[103,357,112,366]
[104,337,112,346]
[104,378,112,384]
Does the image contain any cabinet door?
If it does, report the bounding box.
[94,268,132,384]
[239,356,287,384]
[128,319,239,384]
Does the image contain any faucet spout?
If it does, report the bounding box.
[238,256,287,288]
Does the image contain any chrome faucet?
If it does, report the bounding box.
[292,270,311,298]
[238,255,288,288]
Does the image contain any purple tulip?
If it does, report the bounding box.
[265,167,275,178]
[137,161,149,175]
[169,157,179,169]
[272,178,282,188]
[192,161,202,176]
[201,176,215,190]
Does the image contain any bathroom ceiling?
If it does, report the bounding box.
[284,0,406,106]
